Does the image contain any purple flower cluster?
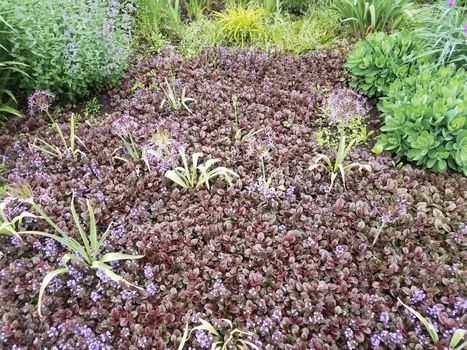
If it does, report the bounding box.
[144,264,154,279]
[74,325,112,350]
[411,289,426,304]
[111,113,138,138]
[195,330,212,349]
[146,283,158,296]
[120,289,136,300]
[371,330,403,348]
[322,88,369,124]
[335,245,345,257]
[27,90,55,116]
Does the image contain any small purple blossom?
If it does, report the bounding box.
[344,327,354,339]
[371,333,382,347]
[195,330,212,349]
[448,0,455,6]
[428,305,441,317]
[96,269,110,283]
[144,265,154,279]
[412,290,426,304]
[146,283,158,296]
[335,245,345,257]
[120,289,136,300]
[380,311,390,324]
[47,327,59,338]
[90,291,101,303]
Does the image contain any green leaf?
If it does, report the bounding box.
[99,252,144,263]
[38,267,68,317]
[450,329,466,348]
[87,200,98,257]
[70,196,91,259]
[398,298,439,344]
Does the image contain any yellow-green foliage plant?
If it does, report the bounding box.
[215,4,268,46]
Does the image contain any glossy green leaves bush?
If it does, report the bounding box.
[346,31,423,98]
[0,0,132,101]
[375,64,467,175]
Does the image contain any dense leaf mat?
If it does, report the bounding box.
[0,48,465,349]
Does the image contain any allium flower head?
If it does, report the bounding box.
[28,90,55,116]
[448,0,455,7]
[111,112,138,138]
[322,88,369,124]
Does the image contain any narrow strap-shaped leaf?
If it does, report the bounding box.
[70,114,75,151]
[99,252,144,263]
[31,203,70,239]
[398,298,439,344]
[166,170,190,188]
[450,329,466,348]
[177,321,190,350]
[37,267,68,317]
[21,230,89,263]
[96,222,113,251]
[70,197,91,258]
[92,261,143,290]
[338,163,347,191]
[87,200,98,258]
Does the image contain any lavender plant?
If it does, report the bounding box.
[309,136,371,191]
[160,78,195,114]
[31,113,87,159]
[165,150,239,189]
[178,318,259,350]
[398,298,467,349]
[21,197,144,317]
[0,0,133,100]
[0,14,29,121]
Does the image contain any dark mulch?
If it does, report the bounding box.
[0,48,465,350]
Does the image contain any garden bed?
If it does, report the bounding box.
[0,48,466,349]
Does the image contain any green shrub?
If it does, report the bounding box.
[265,5,343,53]
[178,17,218,58]
[414,1,467,67]
[280,0,315,14]
[346,31,423,98]
[334,0,410,37]
[1,0,132,101]
[0,13,28,121]
[215,5,268,46]
[374,64,467,175]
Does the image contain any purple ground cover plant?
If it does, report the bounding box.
[0,47,465,349]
